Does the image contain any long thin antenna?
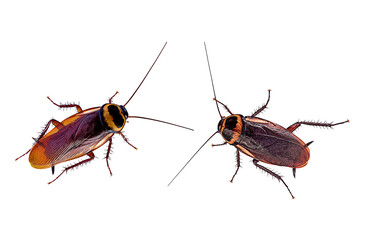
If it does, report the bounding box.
[204,42,222,119]
[168,131,218,186]
[129,116,193,131]
[124,42,168,106]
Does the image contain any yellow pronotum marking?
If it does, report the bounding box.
[221,115,243,145]
[102,104,126,132]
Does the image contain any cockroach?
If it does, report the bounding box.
[16,42,193,184]
[168,43,348,198]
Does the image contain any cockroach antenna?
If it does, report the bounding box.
[124,42,167,106]
[168,131,218,186]
[204,42,223,119]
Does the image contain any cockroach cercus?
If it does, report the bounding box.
[168,43,348,199]
[16,42,193,184]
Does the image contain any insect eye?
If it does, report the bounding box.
[217,119,223,131]
[120,105,129,119]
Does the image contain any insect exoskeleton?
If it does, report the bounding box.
[16,42,194,184]
[168,43,349,199]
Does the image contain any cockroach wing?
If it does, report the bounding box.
[235,117,310,168]
[29,108,113,169]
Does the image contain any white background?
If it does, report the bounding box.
[0,1,365,239]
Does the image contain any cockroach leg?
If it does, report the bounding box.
[48,152,95,184]
[292,168,296,178]
[230,148,241,183]
[213,98,234,115]
[119,132,138,150]
[44,119,63,133]
[211,141,228,147]
[47,96,83,113]
[105,138,113,176]
[36,119,63,143]
[51,165,55,175]
[253,159,295,199]
[287,120,349,132]
[15,119,63,161]
[108,91,119,103]
[251,89,271,117]
[15,149,31,161]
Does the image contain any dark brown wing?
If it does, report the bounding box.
[235,117,310,168]
[29,108,113,169]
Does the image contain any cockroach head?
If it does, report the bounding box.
[100,104,129,132]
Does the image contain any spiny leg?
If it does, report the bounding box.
[15,119,63,161]
[47,96,82,113]
[48,152,95,184]
[211,141,228,147]
[37,119,63,141]
[109,91,119,103]
[253,159,295,199]
[213,98,234,115]
[105,137,113,176]
[251,89,271,117]
[230,148,241,183]
[119,132,138,150]
[287,120,349,132]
